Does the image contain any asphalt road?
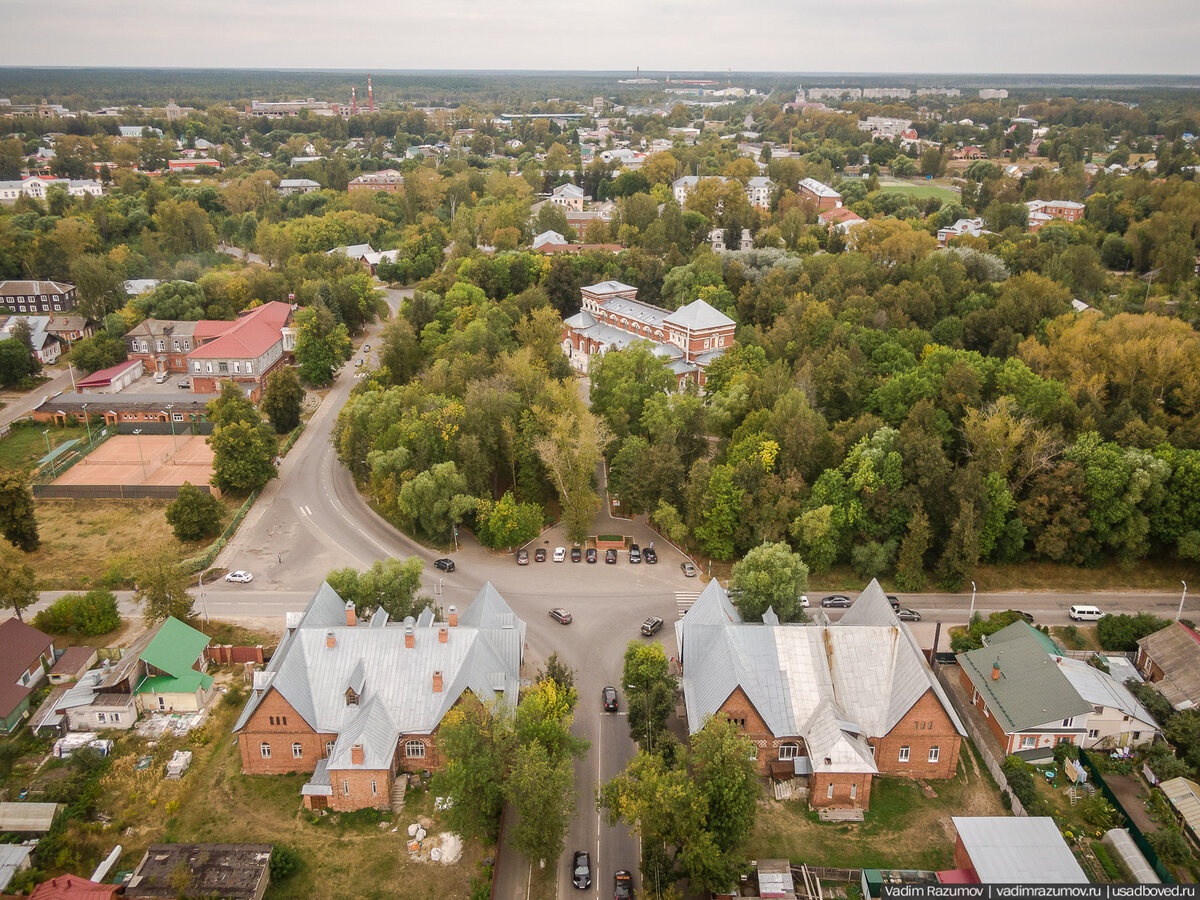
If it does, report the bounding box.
[0,365,78,430]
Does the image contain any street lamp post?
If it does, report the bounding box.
[81,403,93,449]
[166,404,176,448]
[969,580,977,621]
[199,568,210,624]
[1178,581,1188,622]
[132,428,147,477]
[42,429,54,475]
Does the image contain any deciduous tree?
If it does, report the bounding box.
[0,470,39,552]
[0,546,37,622]
[728,541,809,622]
[135,550,194,625]
[261,366,303,434]
[164,481,224,542]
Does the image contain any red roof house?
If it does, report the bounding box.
[185,301,295,401]
[0,618,55,733]
[28,874,121,899]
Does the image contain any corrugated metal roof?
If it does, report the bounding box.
[0,802,60,832]
[0,843,33,891]
[1137,622,1200,710]
[328,698,398,769]
[952,816,1088,883]
[1054,655,1159,728]
[959,623,1094,733]
[1160,777,1200,837]
[140,618,210,680]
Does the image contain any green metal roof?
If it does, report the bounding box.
[136,672,213,695]
[141,617,210,680]
[987,619,1064,655]
[958,621,1093,734]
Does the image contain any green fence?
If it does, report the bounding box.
[182,490,259,574]
[33,424,115,484]
[1079,750,1175,883]
[279,421,305,457]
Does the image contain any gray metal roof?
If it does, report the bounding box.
[678,579,963,774]
[1054,655,1159,728]
[327,697,399,769]
[1136,622,1200,710]
[958,622,1094,733]
[952,816,1088,883]
[0,844,33,891]
[234,581,524,741]
[664,299,735,332]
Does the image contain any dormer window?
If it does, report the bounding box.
[345,688,359,707]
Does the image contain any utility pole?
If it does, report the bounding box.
[1178,581,1188,622]
[969,581,977,621]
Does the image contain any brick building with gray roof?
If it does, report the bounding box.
[234,581,525,811]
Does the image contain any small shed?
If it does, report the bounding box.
[49,647,100,685]
[165,750,192,780]
[1159,777,1200,845]
[76,358,144,394]
[0,802,61,833]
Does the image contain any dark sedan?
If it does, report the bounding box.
[534,548,546,562]
[434,558,455,573]
[821,594,852,608]
[643,546,657,564]
[603,685,618,712]
[572,850,591,889]
[605,548,617,564]
[897,608,922,622]
[614,870,633,899]
[586,548,597,564]
[571,546,582,562]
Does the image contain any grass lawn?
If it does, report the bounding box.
[28,496,241,590]
[752,745,1007,870]
[876,180,960,202]
[0,421,90,476]
[65,683,489,900]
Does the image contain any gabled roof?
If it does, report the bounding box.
[1052,655,1159,728]
[76,359,141,388]
[141,617,210,679]
[233,581,524,741]
[0,618,54,717]
[799,177,840,199]
[186,301,292,362]
[677,579,963,773]
[327,696,399,769]
[664,299,735,332]
[28,873,121,899]
[551,183,584,198]
[1137,622,1200,710]
[958,622,1093,733]
[581,280,637,296]
[1160,777,1200,837]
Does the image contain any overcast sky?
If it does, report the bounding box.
[2,0,1197,74]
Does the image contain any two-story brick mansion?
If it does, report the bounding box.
[561,281,735,390]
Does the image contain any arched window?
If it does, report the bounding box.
[292,743,303,759]
[260,742,271,759]
[778,742,800,761]
[405,740,426,759]
[326,740,336,756]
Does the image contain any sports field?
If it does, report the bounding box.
[52,433,214,487]
[877,180,960,201]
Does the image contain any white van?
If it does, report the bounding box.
[154,371,169,384]
[1069,604,1103,621]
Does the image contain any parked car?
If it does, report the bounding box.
[177,379,189,389]
[354,358,364,367]
[821,594,852,608]
[886,595,901,611]
[571,546,582,562]
[605,548,617,564]
[1008,609,1035,623]
[553,546,566,562]
[641,616,664,637]
[897,608,922,622]
[602,686,618,712]
[614,870,633,900]
[516,549,528,565]
[535,548,546,562]
[643,546,657,564]
[572,851,591,890]
[549,608,573,625]
[154,371,169,384]
[362,344,371,353]
[680,561,696,577]
[434,558,455,573]
[629,543,641,564]
[800,594,810,608]
[224,570,253,583]
[586,548,597,564]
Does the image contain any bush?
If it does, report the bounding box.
[165,482,225,541]
[1148,827,1193,865]
[269,845,302,881]
[1078,794,1121,830]
[1096,613,1169,652]
[1001,756,1038,810]
[32,589,121,636]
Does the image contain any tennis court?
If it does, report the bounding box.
[51,433,215,488]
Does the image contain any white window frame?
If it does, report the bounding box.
[928,746,940,763]
[778,742,799,761]
[405,740,425,759]
[1021,736,1036,749]
[826,783,834,799]
[260,742,271,759]
[97,712,106,723]
[111,713,120,723]
[850,782,857,799]
[898,745,910,762]
[326,740,335,756]
[292,742,303,758]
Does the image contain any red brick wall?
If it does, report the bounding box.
[238,690,336,775]
[872,688,961,779]
[810,772,872,809]
[953,835,974,873]
[329,765,395,811]
[716,687,793,775]
[961,666,1013,753]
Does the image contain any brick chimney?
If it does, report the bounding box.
[432,670,443,693]
[448,605,458,627]
[345,600,357,628]
[439,626,448,644]
[991,661,1001,681]
[404,624,414,649]
[351,743,364,765]
[326,632,336,649]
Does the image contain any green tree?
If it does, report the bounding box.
[70,254,126,321]
[694,464,743,561]
[32,589,121,636]
[505,739,576,866]
[164,482,224,542]
[691,714,757,854]
[538,651,575,693]
[210,421,278,494]
[294,305,351,386]
[475,492,543,550]
[1096,613,1171,652]
[67,333,127,373]
[326,557,424,622]
[623,641,675,754]
[261,366,303,434]
[534,400,609,544]
[207,380,260,429]
[895,506,931,591]
[0,338,39,387]
[0,470,40,552]
[728,541,809,622]
[134,550,194,625]
[588,343,675,440]
[0,546,37,622]
[432,699,514,842]
[395,461,476,542]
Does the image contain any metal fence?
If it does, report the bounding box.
[33,483,206,500]
[1079,751,1175,883]
[115,421,213,437]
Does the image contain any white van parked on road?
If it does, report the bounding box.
[1069,604,1103,621]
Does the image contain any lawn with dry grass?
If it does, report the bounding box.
[77,684,488,900]
[752,745,1008,870]
[28,496,241,590]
